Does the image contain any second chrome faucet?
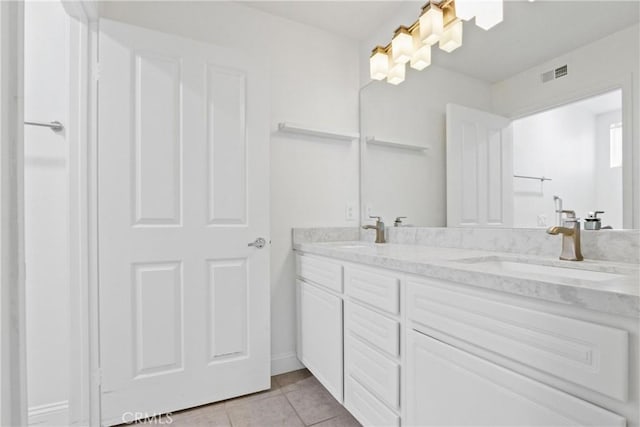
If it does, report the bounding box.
[362,216,386,243]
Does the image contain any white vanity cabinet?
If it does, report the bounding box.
[296,255,344,402]
[296,251,636,427]
[296,254,405,426]
[406,330,626,427]
[406,276,631,427]
[343,266,402,427]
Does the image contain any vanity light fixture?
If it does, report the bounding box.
[474,0,503,30]
[387,60,406,85]
[410,27,432,70]
[439,19,463,53]
[369,46,389,80]
[369,0,503,85]
[453,0,477,21]
[419,3,444,45]
[391,26,413,64]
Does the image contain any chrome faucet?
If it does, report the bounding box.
[546,210,583,261]
[362,216,385,243]
[394,216,407,227]
[553,195,563,226]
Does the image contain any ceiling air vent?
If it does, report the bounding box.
[555,65,568,79]
[541,64,568,83]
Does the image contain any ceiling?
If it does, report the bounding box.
[240,0,640,83]
[242,1,413,40]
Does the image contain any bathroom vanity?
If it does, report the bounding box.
[294,227,640,427]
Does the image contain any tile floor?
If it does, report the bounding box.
[139,369,361,427]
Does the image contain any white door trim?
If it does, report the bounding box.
[61,1,101,425]
[1,2,99,425]
[0,1,27,425]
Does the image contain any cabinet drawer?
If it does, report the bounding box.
[345,266,399,314]
[297,254,343,293]
[407,278,629,401]
[406,329,626,427]
[345,376,400,427]
[345,301,399,357]
[345,335,400,409]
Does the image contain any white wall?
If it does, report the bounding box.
[24,0,70,423]
[512,105,596,228]
[99,1,360,374]
[492,24,640,228]
[360,66,492,227]
[595,110,623,229]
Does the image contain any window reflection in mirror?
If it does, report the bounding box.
[512,90,622,229]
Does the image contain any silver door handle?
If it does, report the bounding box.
[248,237,266,249]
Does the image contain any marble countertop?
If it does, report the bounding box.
[294,240,640,318]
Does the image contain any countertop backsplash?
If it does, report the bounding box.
[291,227,360,245]
[292,226,639,265]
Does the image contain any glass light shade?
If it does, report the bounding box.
[410,29,431,70]
[369,47,389,80]
[391,27,413,64]
[454,0,477,20]
[439,20,463,53]
[475,0,503,30]
[387,61,405,85]
[419,4,444,45]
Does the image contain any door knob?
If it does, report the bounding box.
[248,237,267,249]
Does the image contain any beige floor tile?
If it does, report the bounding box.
[273,369,312,389]
[226,394,304,427]
[224,384,283,409]
[310,412,362,427]
[284,380,347,425]
[169,403,231,427]
[278,373,321,394]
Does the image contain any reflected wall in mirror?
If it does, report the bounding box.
[360,1,639,229]
[512,90,622,229]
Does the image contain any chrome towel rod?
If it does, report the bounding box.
[24,120,64,132]
[514,174,552,182]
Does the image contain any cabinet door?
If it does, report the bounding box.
[299,280,343,402]
[406,330,626,427]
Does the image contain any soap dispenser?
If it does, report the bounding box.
[584,211,604,230]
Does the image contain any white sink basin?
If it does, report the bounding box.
[474,260,623,281]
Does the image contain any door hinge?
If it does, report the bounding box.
[93,63,101,82]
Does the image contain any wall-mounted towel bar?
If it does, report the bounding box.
[513,174,552,182]
[24,121,64,132]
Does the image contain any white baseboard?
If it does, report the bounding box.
[29,401,69,426]
[271,352,304,376]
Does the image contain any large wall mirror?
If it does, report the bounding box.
[360,0,639,229]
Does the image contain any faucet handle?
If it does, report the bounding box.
[369,215,382,222]
[394,216,407,227]
[561,210,576,219]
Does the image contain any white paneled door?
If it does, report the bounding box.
[98,20,270,425]
[446,103,513,227]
